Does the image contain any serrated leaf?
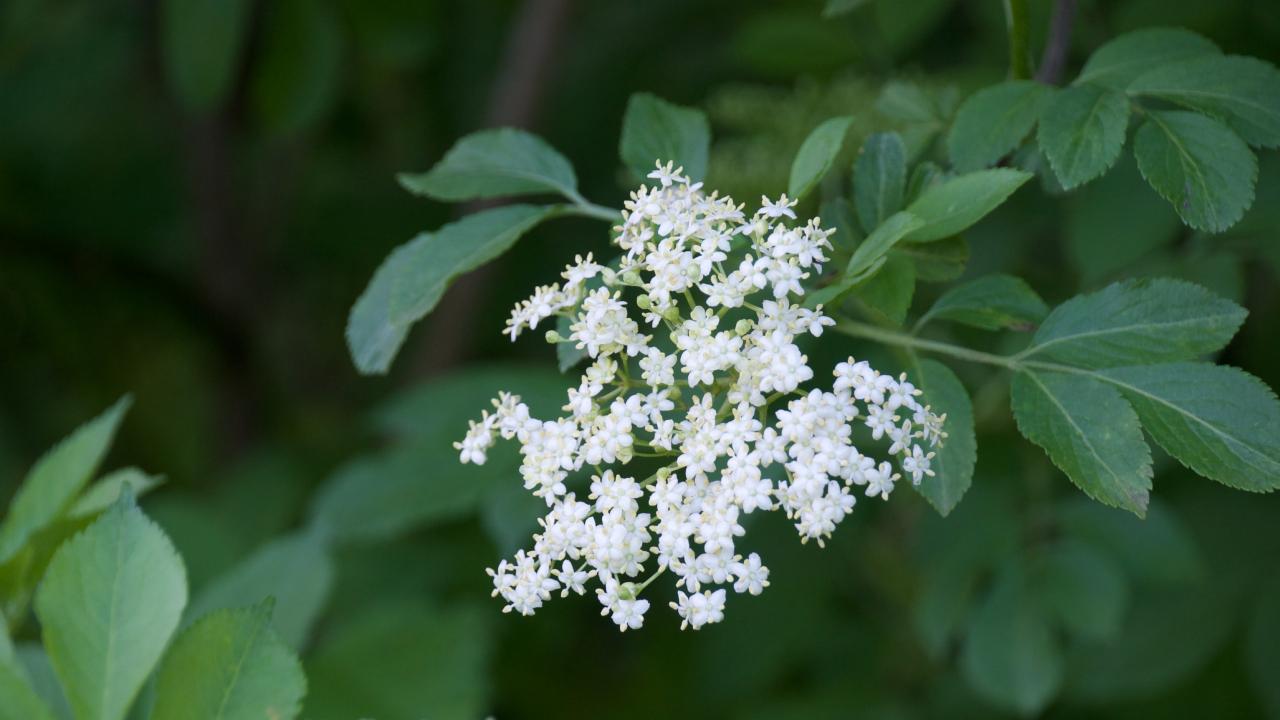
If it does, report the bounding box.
[854,255,915,325]
[853,132,907,234]
[67,468,163,520]
[961,561,1063,715]
[34,499,188,720]
[0,397,131,565]
[1129,55,1280,148]
[1058,498,1203,585]
[1023,278,1246,368]
[947,81,1050,172]
[788,115,853,200]
[903,168,1031,242]
[398,129,577,202]
[152,602,306,720]
[1075,27,1219,91]
[1133,110,1257,233]
[909,360,975,515]
[1011,370,1152,515]
[846,211,923,279]
[346,205,556,374]
[303,602,492,720]
[1099,363,1280,492]
[891,234,968,282]
[187,532,333,650]
[1032,539,1129,642]
[160,0,252,112]
[1037,84,1131,189]
[619,93,711,182]
[0,661,55,720]
[804,258,885,309]
[919,273,1048,331]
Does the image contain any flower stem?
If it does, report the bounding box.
[834,319,1019,370]
[1003,0,1032,80]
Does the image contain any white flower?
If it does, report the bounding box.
[460,160,946,631]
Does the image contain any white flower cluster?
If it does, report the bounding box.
[457,161,946,632]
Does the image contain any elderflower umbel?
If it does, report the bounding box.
[457,161,946,632]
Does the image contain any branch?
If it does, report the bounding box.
[411,0,574,377]
[1003,0,1032,80]
[1036,0,1077,85]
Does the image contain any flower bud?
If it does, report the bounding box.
[636,294,652,310]
[544,330,563,343]
[735,319,754,335]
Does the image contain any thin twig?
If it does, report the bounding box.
[1036,0,1077,85]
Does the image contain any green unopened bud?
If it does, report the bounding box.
[735,319,754,335]
[618,582,639,601]
[601,268,618,285]
[621,270,642,285]
[636,294,652,310]
[544,330,563,343]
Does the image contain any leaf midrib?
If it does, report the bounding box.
[1024,310,1238,359]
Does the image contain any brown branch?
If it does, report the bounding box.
[409,0,573,377]
[1036,0,1077,85]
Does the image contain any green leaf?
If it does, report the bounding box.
[152,602,306,720]
[1036,84,1130,189]
[853,132,907,234]
[819,197,863,255]
[1058,498,1203,585]
[803,258,885,309]
[947,81,1050,172]
[398,129,577,202]
[303,602,492,720]
[909,360,975,516]
[1075,27,1219,91]
[788,116,853,200]
[1129,55,1280,148]
[34,498,188,720]
[13,645,73,720]
[1133,110,1258,232]
[961,562,1063,715]
[67,468,163,520]
[1099,363,1280,492]
[249,0,342,133]
[1022,278,1246,368]
[892,235,968,281]
[0,397,131,565]
[853,255,915,325]
[159,0,252,111]
[187,532,333,651]
[370,366,567,440]
[903,168,1032,242]
[918,273,1048,331]
[1011,370,1152,515]
[1032,539,1129,642]
[346,205,556,374]
[619,93,711,182]
[0,661,55,720]
[905,160,944,203]
[1246,575,1280,719]
[845,211,923,279]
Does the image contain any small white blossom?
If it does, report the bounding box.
[462,160,946,631]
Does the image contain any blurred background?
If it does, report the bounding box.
[2,0,1279,717]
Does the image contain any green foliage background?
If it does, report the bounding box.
[2,0,1279,718]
